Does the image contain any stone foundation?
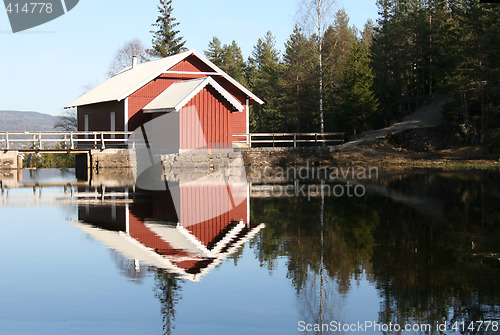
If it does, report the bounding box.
[0,151,20,170]
[86,146,341,176]
[162,149,244,170]
[161,149,245,183]
[241,146,340,166]
[91,149,137,170]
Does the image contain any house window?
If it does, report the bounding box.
[110,112,116,139]
[84,115,89,139]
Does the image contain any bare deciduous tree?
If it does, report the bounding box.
[54,108,77,131]
[107,38,149,78]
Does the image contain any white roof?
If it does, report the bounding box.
[65,49,263,108]
[142,77,244,113]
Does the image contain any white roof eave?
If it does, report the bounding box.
[65,49,263,108]
[143,77,244,113]
[190,50,264,105]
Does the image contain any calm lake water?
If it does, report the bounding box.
[0,168,499,335]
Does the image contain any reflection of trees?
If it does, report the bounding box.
[251,194,379,332]
[251,195,377,294]
[153,269,183,335]
[373,184,500,330]
[251,171,500,332]
[298,270,341,334]
[109,250,147,285]
[372,172,500,330]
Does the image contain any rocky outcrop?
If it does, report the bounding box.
[388,125,467,152]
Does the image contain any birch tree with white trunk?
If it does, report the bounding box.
[298,0,336,134]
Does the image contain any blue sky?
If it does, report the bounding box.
[0,0,379,116]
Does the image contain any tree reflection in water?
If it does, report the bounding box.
[109,249,148,285]
[154,269,183,335]
[251,170,500,333]
[110,248,183,335]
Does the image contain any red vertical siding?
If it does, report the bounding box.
[128,73,206,132]
[231,107,247,140]
[211,76,248,142]
[179,86,232,150]
[170,55,215,73]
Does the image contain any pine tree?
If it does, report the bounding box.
[361,19,376,48]
[336,41,380,134]
[205,38,247,85]
[149,0,187,58]
[283,26,318,132]
[372,0,460,119]
[247,32,286,132]
[449,0,500,143]
[222,41,247,86]
[322,9,358,130]
[204,37,224,67]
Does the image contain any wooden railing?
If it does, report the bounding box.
[0,183,135,207]
[233,132,345,148]
[0,131,133,150]
[0,131,345,151]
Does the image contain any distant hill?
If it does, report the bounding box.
[0,110,58,132]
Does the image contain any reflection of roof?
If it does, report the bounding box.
[65,49,263,108]
[142,77,244,113]
[70,220,265,282]
[145,220,248,257]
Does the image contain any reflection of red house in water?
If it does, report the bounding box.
[74,182,264,282]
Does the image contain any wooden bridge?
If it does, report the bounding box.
[0,131,344,152]
[0,131,132,151]
[0,131,344,171]
[0,183,136,207]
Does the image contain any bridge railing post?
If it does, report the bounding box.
[101,132,105,149]
[6,133,9,150]
[70,132,74,150]
[38,132,42,149]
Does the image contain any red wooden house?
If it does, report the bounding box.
[66,49,263,148]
